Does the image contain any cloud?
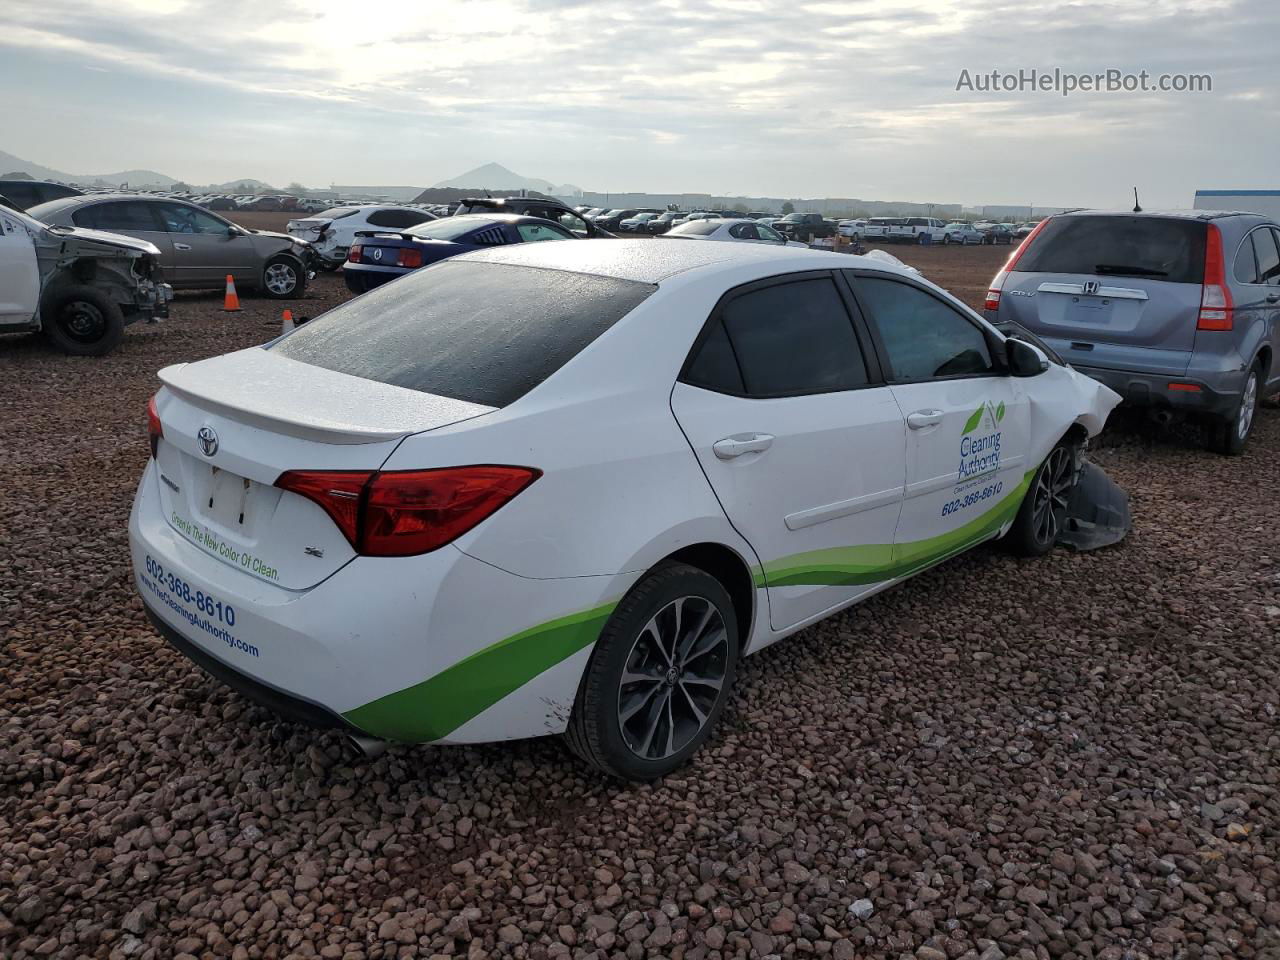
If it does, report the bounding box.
[2,0,1276,205]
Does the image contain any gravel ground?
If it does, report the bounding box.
[2,247,1279,960]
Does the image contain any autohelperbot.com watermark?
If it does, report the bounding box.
[956,67,1212,96]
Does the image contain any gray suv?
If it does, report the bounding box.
[26,194,315,299]
[985,210,1279,454]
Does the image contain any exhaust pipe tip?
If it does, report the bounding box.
[348,734,388,760]
[1148,408,1175,427]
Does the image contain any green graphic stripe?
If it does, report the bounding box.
[761,469,1034,588]
[343,601,616,743]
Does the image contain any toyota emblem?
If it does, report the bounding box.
[197,425,219,457]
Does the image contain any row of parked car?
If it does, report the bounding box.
[3,182,1275,458]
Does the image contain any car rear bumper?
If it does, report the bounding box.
[128,461,618,745]
[1070,364,1239,417]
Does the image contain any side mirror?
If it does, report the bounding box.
[227,226,240,238]
[1006,337,1049,377]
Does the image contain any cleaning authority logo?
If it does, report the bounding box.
[958,401,1005,480]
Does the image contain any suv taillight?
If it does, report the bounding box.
[147,394,163,458]
[984,217,1052,313]
[275,466,540,557]
[1198,223,1234,331]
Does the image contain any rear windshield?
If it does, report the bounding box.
[271,260,655,407]
[405,216,499,240]
[318,207,361,219]
[668,221,722,236]
[1016,215,1206,283]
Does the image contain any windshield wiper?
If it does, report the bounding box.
[1094,263,1167,277]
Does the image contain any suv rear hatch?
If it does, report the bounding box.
[991,215,1207,375]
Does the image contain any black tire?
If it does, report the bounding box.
[942,234,951,245]
[1004,442,1076,557]
[1207,361,1261,456]
[41,285,125,357]
[565,562,739,781]
[261,256,305,300]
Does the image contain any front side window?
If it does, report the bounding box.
[853,275,995,381]
[155,203,230,234]
[728,223,759,240]
[683,277,869,397]
[757,224,783,242]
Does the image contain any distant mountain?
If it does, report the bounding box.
[209,178,276,192]
[0,149,177,188]
[432,162,560,194]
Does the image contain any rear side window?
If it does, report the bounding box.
[1234,237,1259,284]
[683,277,869,397]
[1251,228,1280,284]
[1015,216,1206,284]
[74,201,162,232]
[271,261,655,407]
[854,276,994,381]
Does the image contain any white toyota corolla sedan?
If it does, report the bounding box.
[130,239,1120,780]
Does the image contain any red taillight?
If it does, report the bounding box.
[347,244,362,262]
[274,471,370,545]
[984,218,1053,314]
[397,247,423,269]
[147,393,163,458]
[275,466,540,557]
[1198,223,1234,331]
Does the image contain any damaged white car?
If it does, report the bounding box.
[129,240,1124,781]
[286,205,437,269]
[0,206,172,355]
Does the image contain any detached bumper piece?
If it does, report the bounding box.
[1057,460,1131,552]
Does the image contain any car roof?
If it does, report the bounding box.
[456,237,872,284]
[1057,208,1263,222]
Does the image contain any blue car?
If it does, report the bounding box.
[343,213,577,293]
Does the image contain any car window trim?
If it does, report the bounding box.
[677,269,886,399]
[841,269,1007,384]
[1242,225,1280,287]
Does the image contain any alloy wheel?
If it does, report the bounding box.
[1237,371,1258,441]
[265,262,297,295]
[617,596,729,762]
[1031,447,1073,546]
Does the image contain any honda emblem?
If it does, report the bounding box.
[1082,280,1100,296]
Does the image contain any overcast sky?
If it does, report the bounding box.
[2,0,1276,207]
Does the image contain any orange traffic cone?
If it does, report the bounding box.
[223,274,241,311]
[282,309,294,333]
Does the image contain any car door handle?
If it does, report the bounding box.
[174,242,192,250]
[1267,292,1280,303]
[906,410,944,430]
[713,433,774,459]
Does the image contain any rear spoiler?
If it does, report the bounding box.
[352,230,420,241]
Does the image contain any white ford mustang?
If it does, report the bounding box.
[130,240,1120,780]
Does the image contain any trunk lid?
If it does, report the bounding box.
[286,218,332,242]
[153,347,495,589]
